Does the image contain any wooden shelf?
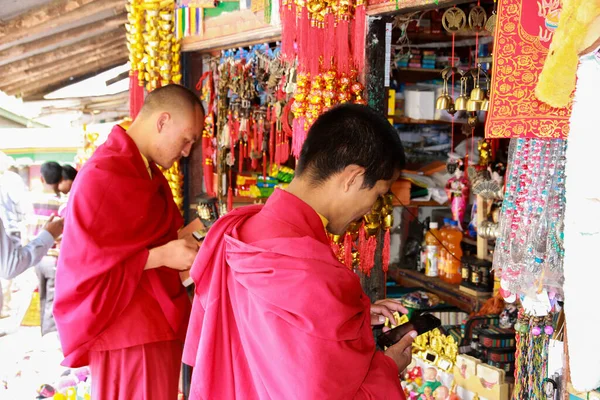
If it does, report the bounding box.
[389,268,490,314]
[397,67,444,73]
[392,116,450,125]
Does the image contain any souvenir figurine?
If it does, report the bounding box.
[433,385,450,400]
[543,378,557,400]
[445,160,470,226]
[499,303,518,329]
[419,367,442,399]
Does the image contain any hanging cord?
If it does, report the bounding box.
[389,191,463,263]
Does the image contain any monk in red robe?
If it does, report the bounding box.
[184,104,414,399]
[54,85,204,400]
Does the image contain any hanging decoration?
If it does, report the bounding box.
[485,0,571,139]
[203,45,296,214]
[126,0,185,213]
[75,125,100,169]
[493,138,567,301]
[280,0,369,155]
[512,309,557,400]
[330,193,394,276]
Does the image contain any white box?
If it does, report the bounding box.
[405,89,435,120]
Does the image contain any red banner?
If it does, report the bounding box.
[485,0,571,139]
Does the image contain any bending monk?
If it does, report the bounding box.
[55,84,204,400]
[184,103,414,400]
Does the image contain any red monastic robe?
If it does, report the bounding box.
[54,125,191,373]
[183,189,405,400]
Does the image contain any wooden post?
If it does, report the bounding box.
[358,15,394,303]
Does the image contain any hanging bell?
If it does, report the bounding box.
[481,97,489,112]
[436,93,452,111]
[470,86,486,101]
[467,98,482,112]
[455,94,469,111]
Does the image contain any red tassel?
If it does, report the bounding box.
[292,117,307,158]
[336,19,350,75]
[382,229,391,272]
[330,242,341,260]
[352,4,366,74]
[238,141,243,173]
[281,136,290,164]
[262,152,267,178]
[281,0,296,61]
[358,224,367,273]
[344,233,353,269]
[129,71,144,119]
[227,187,233,212]
[298,8,310,69]
[323,12,336,67]
[365,236,377,276]
[204,159,214,197]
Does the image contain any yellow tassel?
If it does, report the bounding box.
[536,0,600,108]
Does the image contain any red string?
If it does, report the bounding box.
[451,32,456,152]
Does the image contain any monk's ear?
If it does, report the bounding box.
[156,112,171,134]
[342,164,365,193]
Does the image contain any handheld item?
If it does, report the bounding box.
[377,313,441,349]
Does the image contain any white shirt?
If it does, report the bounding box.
[0,218,54,311]
[0,170,32,236]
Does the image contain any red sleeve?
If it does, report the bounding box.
[356,352,405,400]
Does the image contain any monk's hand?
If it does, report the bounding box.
[145,238,199,271]
[384,330,417,374]
[370,299,408,331]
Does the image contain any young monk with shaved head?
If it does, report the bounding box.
[55,84,204,400]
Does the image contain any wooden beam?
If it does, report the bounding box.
[0,0,124,47]
[0,29,125,81]
[6,52,128,98]
[19,58,129,100]
[105,71,130,86]
[2,45,127,94]
[0,13,126,65]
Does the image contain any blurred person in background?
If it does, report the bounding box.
[0,151,32,319]
[28,162,66,336]
[58,165,77,196]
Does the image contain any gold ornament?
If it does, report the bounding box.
[468,6,487,32]
[442,8,467,33]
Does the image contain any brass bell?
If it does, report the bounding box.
[470,86,486,101]
[382,214,394,230]
[481,97,489,112]
[455,94,469,111]
[436,94,452,110]
[467,98,482,112]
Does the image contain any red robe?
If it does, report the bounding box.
[183,189,404,399]
[54,125,191,368]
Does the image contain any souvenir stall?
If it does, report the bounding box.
[174,0,600,398]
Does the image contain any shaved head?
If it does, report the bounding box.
[139,84,204,118]
[129,84,205,169]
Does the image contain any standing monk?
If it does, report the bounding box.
[55,84,203,400]
[184,104,414,400]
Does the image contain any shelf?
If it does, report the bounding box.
[392,116,451,125]
[397,67,444,73]
[389,268,490,314]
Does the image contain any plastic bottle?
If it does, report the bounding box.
[439,219,451,281]
[418,224,428,272]
[446,220,464,284]
[424,222,441,277]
